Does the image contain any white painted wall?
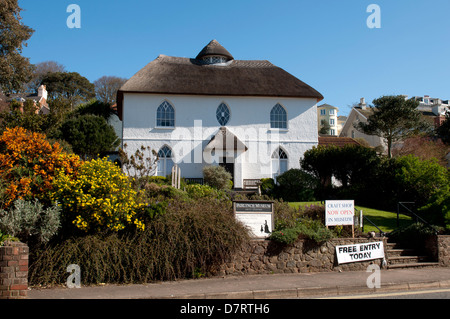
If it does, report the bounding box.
[122,93,319,188]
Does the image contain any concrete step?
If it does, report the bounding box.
[386,248,417,257]
[388,255,430,264]
[385,241,438,269]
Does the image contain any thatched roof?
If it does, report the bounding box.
[117,40,323,120]
[196,39,234,60]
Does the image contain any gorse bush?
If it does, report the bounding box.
[29,198,250,286]
[0,127,81,208]
[51,157,145,234]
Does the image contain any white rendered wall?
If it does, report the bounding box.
[122,94,319,188]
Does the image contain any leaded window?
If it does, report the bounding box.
[216,103,230,126]
[270,104,287,129]
[271,148,288,181]
[156,101,175,127]
[157,145,173,177]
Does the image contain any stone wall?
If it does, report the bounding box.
[437,235,450,267]
[0,241,28,299]
[217,238,388,276]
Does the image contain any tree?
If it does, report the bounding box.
[94,76,127,105]
[57,114,120,159]
[354,95,430,158]
[437,111,450,145]
[319,120,331,135]
[41,72,95,108]
[393,136,449,167]
[26,60,66,92]
[0,0,34,93]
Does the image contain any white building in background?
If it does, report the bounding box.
[116,40,323,188]
[317,104,339,136]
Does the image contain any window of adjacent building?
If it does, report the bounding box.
[271,148,288,181]
[157,145,173,177]
[216,103,230,126]
[329,119,335,125]
[320,109,326,115]
[329,109,335,115]
[270,104,287,129]
[156,101,175,127]
[330,129,336,136]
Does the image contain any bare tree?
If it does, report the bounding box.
[94,75,127,105]
[26,61,66,92]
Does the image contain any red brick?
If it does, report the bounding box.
[18,259,28,266]
[7,260,18,267]
[18,266,28,272]
[10,284,27,291]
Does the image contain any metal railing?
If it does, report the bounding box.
[357,208,386,236]
[397,202,438,234]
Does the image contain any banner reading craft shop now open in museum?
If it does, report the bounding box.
[325,200,354,226]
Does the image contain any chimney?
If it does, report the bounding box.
[38,85,47,100]
[359,98,367,110]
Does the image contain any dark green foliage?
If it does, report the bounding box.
[0,0,34,93]
[259,178,275,196]
[436,111,450,145]
[275,168,318,202]
[269,219,334,245]
[41,72,95,107]
[300,144,382,203]
[389,223,439,253]
[354,95,430,157]
[57,114,120,159]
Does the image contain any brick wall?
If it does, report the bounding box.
[0,241,28,299]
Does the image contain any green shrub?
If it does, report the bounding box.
[269,219,334,245]
[29,198,249,286]
[0,199,61,244]
[203,165,232,190]
[269,228,301,245]
[389,223,439,253]
[260,178,275,196]
[275,168,318,202]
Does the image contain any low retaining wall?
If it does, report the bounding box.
[0,241,28,299]
[437,235,450,267]
[217,238,388,276]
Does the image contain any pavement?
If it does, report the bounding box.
[27,267,450,299]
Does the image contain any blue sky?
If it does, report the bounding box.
[19,0,450,116]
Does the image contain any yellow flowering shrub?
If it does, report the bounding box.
[51,157,145,233]
[0,127,81,207]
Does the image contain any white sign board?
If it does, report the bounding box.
[325,200,354,226]
[336,241,385,264]
[234,201,273,239]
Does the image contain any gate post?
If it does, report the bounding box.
[0,241,29,299]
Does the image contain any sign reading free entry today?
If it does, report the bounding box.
[325,200,354,226]
[336,241,385,264]
[233,201,273,239]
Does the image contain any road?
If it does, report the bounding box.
[319,287,450,299]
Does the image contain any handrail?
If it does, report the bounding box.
[397,202,438,234]
[356,208,386,236]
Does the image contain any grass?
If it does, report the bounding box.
[289,201,413,234]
